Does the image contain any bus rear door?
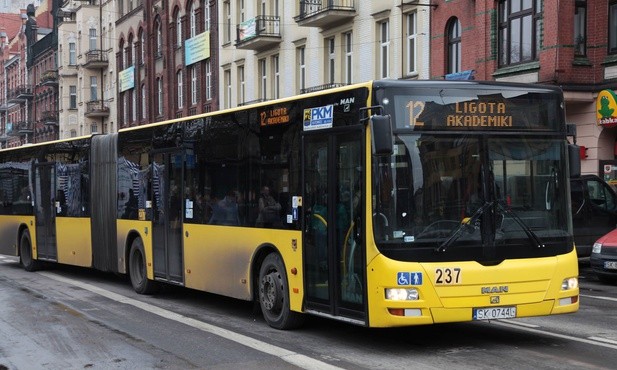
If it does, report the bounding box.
[303,126,366,323]
[150,150,184,284]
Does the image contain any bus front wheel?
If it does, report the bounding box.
[258,253,304,330]
[19,229,41,272]
[128,238,159,295]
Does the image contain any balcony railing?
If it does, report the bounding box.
[294,0,356,28]
[83,49,108,69]
[236,15,281,50]
[41,110,58,125]
[301,83,348,94]
[7,85,33,103]
[16,121,34,134]
[40,70,58,86]
[85,100,110,117]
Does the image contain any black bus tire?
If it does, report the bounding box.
[19,229,41,272]
[128,238,159,295]
[258,253,304,330]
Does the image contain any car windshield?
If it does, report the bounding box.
[371,134,573,261]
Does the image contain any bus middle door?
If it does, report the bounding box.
[33,161,57,261]
[303,127,366,323]
[150,150,184,284]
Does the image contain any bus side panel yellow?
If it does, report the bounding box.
[183,225,304,312]
[116,220,152,278]
[55,217,92,267]
[0,215,32,256]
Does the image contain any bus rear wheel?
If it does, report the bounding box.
[258,253,304,330]
[128,238,159,295]
[19,229,41,272]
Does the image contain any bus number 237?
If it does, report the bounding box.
[435,268,462,285]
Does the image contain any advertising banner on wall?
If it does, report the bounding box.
[597,89,617,128]
[119,66,135,92]
[185,31,210,66]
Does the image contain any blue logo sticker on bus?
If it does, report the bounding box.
[303,105,333,131]
[397,272,423,286]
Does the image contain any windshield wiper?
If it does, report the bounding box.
[496,203,546,249]
[435,201,494,253]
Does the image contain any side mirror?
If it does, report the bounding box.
[568,144,581,178]
[370,114,393,157]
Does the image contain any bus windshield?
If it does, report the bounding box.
[371,85,573,262]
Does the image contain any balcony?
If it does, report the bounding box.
[41,110,58,125]
[7,85,33,103]
[85,100,110,117]
[82,49,108,69]
[301,83,348,94]
[294,0,356,28]
[16,121,34,135]
[235,16,281,51]
[40,70,58,86]
[0,102,14,112]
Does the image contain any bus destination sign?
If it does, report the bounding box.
[446,102,512,127]
[260,107,290,127]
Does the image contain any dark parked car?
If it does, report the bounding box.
[570,174,617,257]
[590,228,617,284]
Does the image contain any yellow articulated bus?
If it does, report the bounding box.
[0,80,579,329]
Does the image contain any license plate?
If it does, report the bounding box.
[473,307,516,320]
[604,261,617,270]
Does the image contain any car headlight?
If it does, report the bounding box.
[592,242,602,254]
[561,277,578,291]
[385,288,419,301]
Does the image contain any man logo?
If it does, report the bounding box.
[481,286,509,294]
[490,296,500,304]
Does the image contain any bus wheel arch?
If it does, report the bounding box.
[255,247,304,330]
[19,227,41,272]
[128,235,159,295]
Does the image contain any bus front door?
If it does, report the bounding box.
[150,150,184,284]
[33,162,57,261]
[303,128,366,323]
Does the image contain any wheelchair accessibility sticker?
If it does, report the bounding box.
[397,272,423,286]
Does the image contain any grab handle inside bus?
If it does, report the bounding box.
[369,114,393,156]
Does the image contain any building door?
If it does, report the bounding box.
[34,162,57,261]
[303,126,366,323]
[150,150,184,284]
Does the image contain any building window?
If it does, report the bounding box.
[90,76,98,101]
[224,1,231,43]
[224,69,232,108]
[190,2,197,38]
[140,30,145,64]
[610,1,617,54]
[297,46,305,93]
[141,84,146,120]
[177,70,184,109]
[238,66,245,104]
[447,18,462,74]
[89,28,97,50]
[156,19,163,57]
[344,32,353,84]
[379,20,390,78]
[157,77,163,116]
[574,1,587,57]
[204,1,210,31]
[259,59,267,100]
[132,90,137,122]
[176,11,182,47]
[205,61,212,100]
[91,124,98,134]
[123,93,128,123]
[272,55,280,99]
[69,42,76,65]
[498,0,541,66]
[69,85,77,109]
[406,12,417,75]
[326,37,335,84]
[191,66,197,105]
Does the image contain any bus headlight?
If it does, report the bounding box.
[561,277,578,291]
[385,288,419,301]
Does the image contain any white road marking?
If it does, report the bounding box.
[581,294,617,302]
[490,320,617,350]
[38,271,343,370]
